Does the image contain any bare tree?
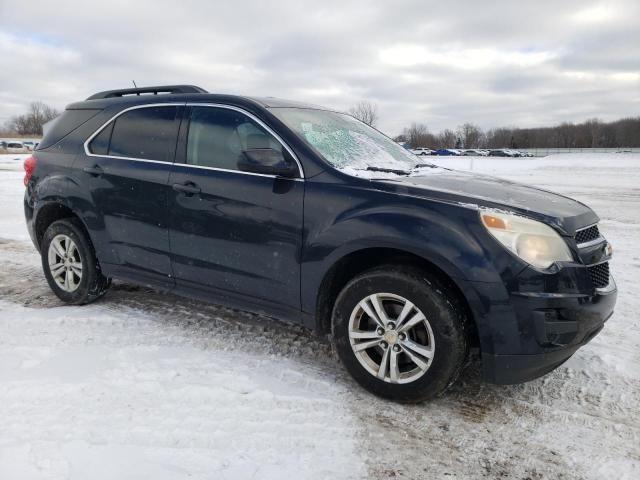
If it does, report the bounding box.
[402,122,435,148]
[393,133,408,143]
[437,129,457,148]
[457,123,482,148]
[349,101,379,127]
[7,102,60,135]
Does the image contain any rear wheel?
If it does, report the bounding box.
[332,266,467,402]
[41,218,110,304]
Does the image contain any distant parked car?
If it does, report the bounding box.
[6,142,25,153]
[489,149,516,157]
[462,149,488,156]
[412,148,435,156]
[435,148,462,156]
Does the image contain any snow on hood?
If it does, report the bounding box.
[338,164,448,180]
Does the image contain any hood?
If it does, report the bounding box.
[379,169,597,235]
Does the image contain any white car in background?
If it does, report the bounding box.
[411,147,435,156]
[462,149,489,156]
[6,142,26,153]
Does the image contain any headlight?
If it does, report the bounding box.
[480,209,573,269]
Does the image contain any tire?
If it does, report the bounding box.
[332,266,468,402]
[41,218,110,304]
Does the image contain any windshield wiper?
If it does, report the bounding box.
[366,166,411,175]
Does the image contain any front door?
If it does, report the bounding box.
[168,105,304,313]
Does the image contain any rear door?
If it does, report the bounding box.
[168,105,304,313]
[77,104,183,287]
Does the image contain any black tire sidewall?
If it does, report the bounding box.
[41,219,105,304]
[333,268,467,402]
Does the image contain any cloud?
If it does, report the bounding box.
[378,44,557,69]
[0,0,638,134]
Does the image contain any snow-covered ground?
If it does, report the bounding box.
[0,153,639,479]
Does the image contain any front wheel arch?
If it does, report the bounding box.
[315,247,478,349]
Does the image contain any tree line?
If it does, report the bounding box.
[348,100,640,149]
[395,117,640,149]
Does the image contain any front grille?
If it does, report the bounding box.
[588,262,610,289]
[575,225,600,245]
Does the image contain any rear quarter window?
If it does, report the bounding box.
[89,122,113,155]
[37,109,101,150]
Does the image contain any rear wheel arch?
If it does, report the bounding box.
[34,202,92,251]
[314,247,479,348]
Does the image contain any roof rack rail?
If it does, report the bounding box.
[86,85,208,100]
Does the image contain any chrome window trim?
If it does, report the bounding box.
[83,102,305,180]
[185,102,304,179]
[171,162,304,181]
[83,102,185,161]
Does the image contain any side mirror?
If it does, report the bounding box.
[238,148,298,178]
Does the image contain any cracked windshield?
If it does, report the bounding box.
[271,107,427,175]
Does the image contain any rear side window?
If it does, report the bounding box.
[38,109,101,150]
[90,106,179,162]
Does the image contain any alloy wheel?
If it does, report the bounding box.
[348,292,435,384]
[47,234,83,292]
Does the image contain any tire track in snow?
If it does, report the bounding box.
[1,217,639,480]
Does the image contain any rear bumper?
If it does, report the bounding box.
[24,194,38,250]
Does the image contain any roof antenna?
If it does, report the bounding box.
[132,80,138,88]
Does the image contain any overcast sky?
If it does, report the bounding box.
[1,0,639,135]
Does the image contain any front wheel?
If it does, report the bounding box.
[332,266,468,402]
[41,218,110,304]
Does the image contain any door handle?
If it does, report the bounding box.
[83,165,103,177]
[172,182,201,196]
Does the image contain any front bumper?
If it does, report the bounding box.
[461,267,617,385]
[482,278,616,384]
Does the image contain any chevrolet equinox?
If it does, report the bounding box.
[23,85,617,401]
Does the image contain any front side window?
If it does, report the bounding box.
[186,106,283,171]
[90,106,179,162]
[270,107,421,173]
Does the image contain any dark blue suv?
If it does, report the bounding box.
[23,85,616,402]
